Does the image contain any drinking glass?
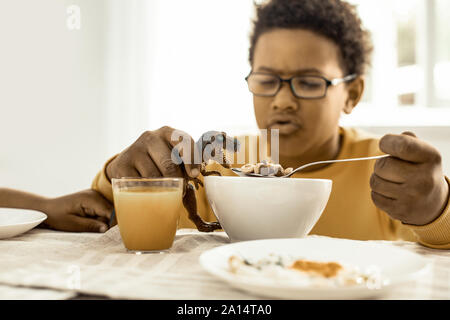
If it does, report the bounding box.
[112,177,184,253]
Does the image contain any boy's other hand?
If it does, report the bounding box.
[106,126,201,181]
[41,189,113,232]
[370,132,449,226]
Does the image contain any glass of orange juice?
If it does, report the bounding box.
[112,177,184,253]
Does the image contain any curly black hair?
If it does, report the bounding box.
[249,0,373,76]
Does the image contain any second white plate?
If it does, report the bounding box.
[199,237,431,299]
[0,208,47,240]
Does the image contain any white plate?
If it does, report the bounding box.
[199,237,431,299]
[0,208,47,239]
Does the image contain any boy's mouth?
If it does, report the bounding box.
[267,118,302,136]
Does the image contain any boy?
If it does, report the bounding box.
[92,0,449,249]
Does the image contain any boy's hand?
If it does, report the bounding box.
[370,132,449,226]
[106,126,201,181]
[41,189,113,233]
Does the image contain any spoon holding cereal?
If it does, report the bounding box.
[232,155,390,178]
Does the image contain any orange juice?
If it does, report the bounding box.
[113,186,183,251]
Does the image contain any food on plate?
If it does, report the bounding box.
[239,160,293,177]
[228,253,384,288]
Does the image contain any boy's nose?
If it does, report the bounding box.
[270,83,299,112]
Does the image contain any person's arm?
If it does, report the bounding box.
[0,188,113,233]
[0,188,48,212]
[91,155,118,202]
[370,132,450,249]
[402,176,450,249]
[91,127,202,203]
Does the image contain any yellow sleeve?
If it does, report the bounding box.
[91,155,118,202]
[402,176,450,249]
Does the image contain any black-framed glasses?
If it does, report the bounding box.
[245,72,357,99]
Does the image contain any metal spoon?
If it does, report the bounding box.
[231,154,390,178]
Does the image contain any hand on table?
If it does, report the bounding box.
[41,189,113,233]
[370,132,450,226]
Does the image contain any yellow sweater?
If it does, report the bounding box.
[92,127,450,249]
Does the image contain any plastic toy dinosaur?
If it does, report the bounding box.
[181,131,239,232]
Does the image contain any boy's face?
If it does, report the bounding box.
[251,28,359,158]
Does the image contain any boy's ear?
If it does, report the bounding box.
[343,77,364,114]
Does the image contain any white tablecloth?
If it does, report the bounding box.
[0,227,448,300]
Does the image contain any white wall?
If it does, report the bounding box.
[146,0,256,140]
[0,0,110,197]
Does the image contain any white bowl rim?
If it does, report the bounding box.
[204,175,332,183]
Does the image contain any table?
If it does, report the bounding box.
[0,227,448,300]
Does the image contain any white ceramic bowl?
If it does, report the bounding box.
[204,176,332,241]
